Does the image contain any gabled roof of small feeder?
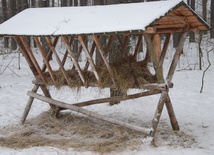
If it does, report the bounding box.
[0,0,210,36]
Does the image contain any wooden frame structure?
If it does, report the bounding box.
[0,1,209,138]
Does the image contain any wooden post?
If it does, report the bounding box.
[20,84,39,124]
[152,34,161,60]
[16,36,60,124]
[144,34,164,83]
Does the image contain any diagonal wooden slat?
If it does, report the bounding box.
[93,35,117,88]
[83,40,96,71]
[45,36,71,85]
[104,35,114,55]
[61,36,87,87]
[34,36,56,85]
[72,36,85,70]
[61,36,75,67]
[14,36,38,76]
[133,34,143,57]
[159,34,171,67]
[20,36,47,84]
[78,35,100,83]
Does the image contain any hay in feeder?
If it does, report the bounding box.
[38,56,157,92]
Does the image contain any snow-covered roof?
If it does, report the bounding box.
[0,0,209,36]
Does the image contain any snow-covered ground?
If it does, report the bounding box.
[0,40,214,154]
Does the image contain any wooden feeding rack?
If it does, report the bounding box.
[0,0,209,137]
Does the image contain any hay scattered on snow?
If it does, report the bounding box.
[0,111,143,153]
[0,111,198,153]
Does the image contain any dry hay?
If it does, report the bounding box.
[0,111,198,153]
[38,56,157,92]
[0,111,143,153]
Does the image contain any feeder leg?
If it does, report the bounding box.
[20,84,39,124]
[151,91,168,137]
[165,94,180,131]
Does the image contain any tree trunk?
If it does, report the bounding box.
[21,0,28,10]
[31,0,36,7]
[61,0,67,6]
[38,1,50,56]
[20,0,30,46]
[189,0,195,42]
[1,0,9,48]
[210,0,214,38]
[8,0,17,50]
[202,0,208,34]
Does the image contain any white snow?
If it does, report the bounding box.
[0,0,184,36]
[0,39,214,154]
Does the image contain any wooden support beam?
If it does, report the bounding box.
[28,91,152,135]
[93,35,117,88]
[121,35,129,56]
[20,84,39,124]
[61,36,87,87]
[16,36,60,124]
[33,79,170,91]
[151,90,168,136]
[159,34,171,67]
[34,36,56,85]
[45,36,71,86]
[62,36,75,67]
[133,34,143,58]
[72,90,161,107]
[20,36,47,84]
[144,34,164,83]
[152,34,161,60]
[144,27,156,33]
[78,35,100,83]
[14,36,38,76]
[166,31,188,85]
[41,37,59,72]
[104,35,114,55]
[165,94,180,131]
[83,41,96,71]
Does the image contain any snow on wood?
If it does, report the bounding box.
[0,0,184,36]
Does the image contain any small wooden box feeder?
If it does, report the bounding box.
[0,0,209,137]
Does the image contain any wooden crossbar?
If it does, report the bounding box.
[28,91,153,135]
